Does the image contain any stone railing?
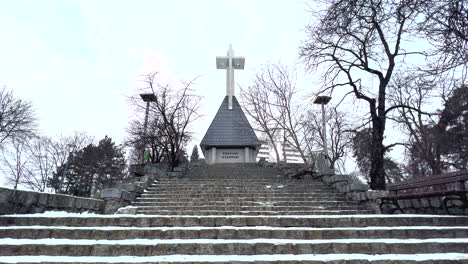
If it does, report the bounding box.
[0,187,104,215]
[316,173,388,212]
[100,173,159,214]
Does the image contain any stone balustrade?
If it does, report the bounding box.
[314,171,388,213]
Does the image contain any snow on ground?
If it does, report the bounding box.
[3,211,466,218]
[0,254,468,263]
[1,238,467,245]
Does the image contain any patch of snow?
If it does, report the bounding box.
[116,206,138,215]
[117,206,138,209]
[276,185,284,188]
[0,254,468,263]
[253,202,275,206]
[265,185,271,189]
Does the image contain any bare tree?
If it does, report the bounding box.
[415,0,468,81]
[125,116,166,164]
[128,72,202,170]
[304,107,353,169]
[251,63,308,163]
[388,74,442,175]
[23,136,54,192]
[240,85,281,163]
[0,86,37,149]
[300,0,427,189]
[0,139,31,189]
[390,76,468,175]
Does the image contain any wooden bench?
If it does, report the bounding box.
[380,170,468,214]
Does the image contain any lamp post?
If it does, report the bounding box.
[313,96,332,160]
[139,93,157,163]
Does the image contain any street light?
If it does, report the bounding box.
[139,93,157,163]
[313,95,332,160]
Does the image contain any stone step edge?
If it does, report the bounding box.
[136,210,371,213]
[0,253,468,263]
[2,237,468,245]
[134,205,364,208]
[2,213,466,218]
[1,225,467,231]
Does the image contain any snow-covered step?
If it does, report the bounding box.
[140,193,347,198]
[2,226,467,240]
[2,214,467,227]
[135,197,352,202]
[1,254,468,263]
[133,205,366,211]
[135,210,373,215]
[2,238,468,256]
[137,196,350,200]
[132,201,358,206]
[144,185,329,190]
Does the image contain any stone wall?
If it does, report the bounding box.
[380,194,467,215]
[314,170,466,215]
[0,165,165,215]
[0,187,104,215]
[314,172,388,213]
[100,177,150,214]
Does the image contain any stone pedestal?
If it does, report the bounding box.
[205,147,257,164]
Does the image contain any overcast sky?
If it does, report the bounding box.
[0,0,319,155]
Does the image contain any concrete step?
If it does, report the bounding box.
[148,182,327,186]
[141,192,345,197]
[145,187,332,192]
[143,191,339,195]
[135,210,373,215]
[1,255,467,263]
[2,239,467,256]
[135,197,353,202]
[1,163,466,263]
[132,201,361,206]
[133,205,367,211]
[2,226,467,240]
[3,215,466,227]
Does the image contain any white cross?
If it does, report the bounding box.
[216,44,245,110]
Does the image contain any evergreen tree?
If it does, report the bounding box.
[439,85,468,170]
[50,136,127,197]
[190,145,199,162]
[352,129,404,183]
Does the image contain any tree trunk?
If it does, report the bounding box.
[265,130,280,163]
[369,116,386,190]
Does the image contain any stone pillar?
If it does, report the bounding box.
[211,147,216,164]
[245,147,250,162]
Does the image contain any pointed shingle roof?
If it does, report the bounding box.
[200,96,261,149]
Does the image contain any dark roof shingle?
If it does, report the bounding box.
[200,96,261,149]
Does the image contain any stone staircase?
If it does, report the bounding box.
[0,163,467,263]
[135,164,371,215]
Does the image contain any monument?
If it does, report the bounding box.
[200,45,261,164]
